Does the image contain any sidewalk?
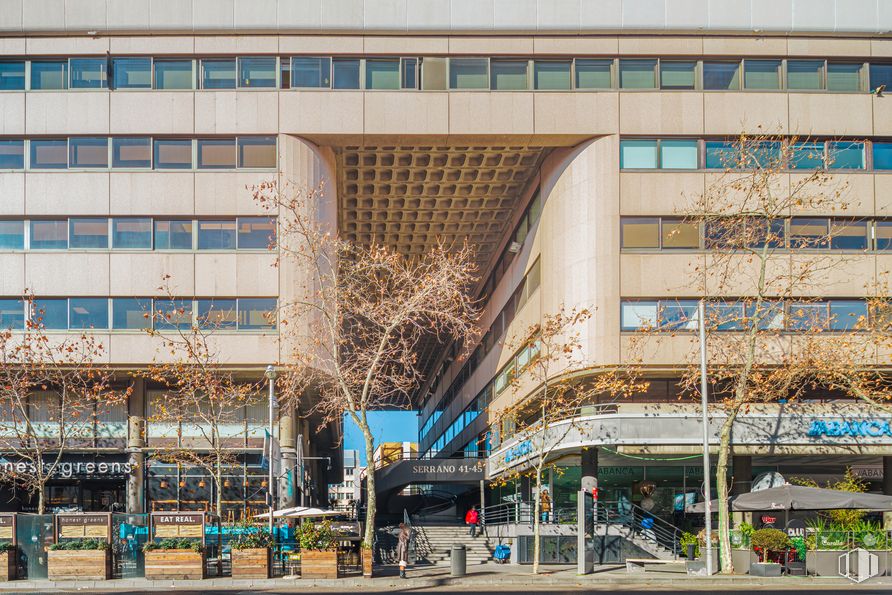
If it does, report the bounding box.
[0,562,882,592]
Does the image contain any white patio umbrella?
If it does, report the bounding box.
[254,506,340,519]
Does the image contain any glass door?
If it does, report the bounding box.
[15,514,53,579]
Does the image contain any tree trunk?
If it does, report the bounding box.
[716,410,737,574]
[532,467,541,575]
[215,467,223,516]
[361,425,377,549]
[38,485,45,515]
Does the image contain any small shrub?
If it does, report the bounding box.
[297,521,335,551]
[143,538,202,553]
[0,542,14,552]
[230,524,273,550]
[49,538,109,551]
[751,528,789,562]
[680,532,699,558]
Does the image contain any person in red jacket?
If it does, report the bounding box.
[465,506,480,537]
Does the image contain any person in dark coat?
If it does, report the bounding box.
[397,522,412,579]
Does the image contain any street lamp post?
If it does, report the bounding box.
[265,365,277,535]
[698,300,713,575]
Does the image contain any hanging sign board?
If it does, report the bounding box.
[0,515,14,541]
[152,512,204,538]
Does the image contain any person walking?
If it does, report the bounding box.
[540,487,552,523]
[465,506,480,537]
[397,522,412,579]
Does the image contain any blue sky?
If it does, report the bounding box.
[343,411,418,465]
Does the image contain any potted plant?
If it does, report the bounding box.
[143,538,206,580]
[750,528,789,577]
[230,525,273,579]
[361,541,374,578]
[730,522,758,574]
[298,521,339,579]
[805,518,850,576]
[47,538,111,581]
[680,532,699,559]
[0,542,15,581]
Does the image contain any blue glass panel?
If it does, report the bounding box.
[0,140,24,169]
[0,299,23,329]
[0,220,23,249]
[69,298,109,329]
[238,298,276,330]
[32,299,68,330]
[0,61,25,90]
[112,298,152,330]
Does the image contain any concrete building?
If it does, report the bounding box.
[329,449,362,512]
[1,0,891,538]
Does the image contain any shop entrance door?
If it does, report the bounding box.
[15,514,53,579]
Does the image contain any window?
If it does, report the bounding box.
[401,58,418,89]
[748,141,782,168]
[154,59,193,89]
[154,220,192,250]
[237,217,275,249]
[237,136,276,168]
[0,220,23,249]
[238,298,277,330]
[790,142,824,169]
[291,57,331,88]
[0,61,25,90]
[660,61,696,90]
[490,60,528,90]
[660,139,699,169]
[743,60,781,90]
[30,139,68,169]
[706,302,744,330]
[786,60,824,90]
[788,302,828,330]
[365,59,400,90]
[828,141,865,169]
[876,221,892,251]
[113,298,152,330]
[112,57,151,89]
[660,300,699,330]
[869,63,892,93]
[703,61,740,90]
[30,220,67,249]
[826,62,863,92]
[746,300,784,330]
[575,59,612,89]
[533,61,570,90]
[112,218,152,249]
[450,58,488,89]
[874,143,892,170]
[0,299,23,330]
[789,217,828,249]
[69,137,108,168]
[202,59,236,89]
[30,60,68,90]
[197,299,237,329]
[619,59,656,89]
[69,218,108,249]
[829,300,867,331]
[198,220,236,250]
[69,58,107,89]
[0,140,24,169]
[748,218,785,249]
[69,298,108,329]
[829,220,868,250]
[197,138,236,169]
[238,57,276,88]
[661,218,699,249]
[621,301,657,331]
[421,57,447,90]
[112,137,151,168]
[619,139,657,169]
[154,299,192,330]
[704,141,735,169]
[31,299,67,330]
[332,59,360,89]
[153,139,192,169]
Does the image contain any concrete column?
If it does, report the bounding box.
[883,457,892,529]
[278,412,297,509]
[731,455,752,526]
[126,379,146,514]
[581,447,598,493]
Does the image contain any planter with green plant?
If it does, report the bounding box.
[680,532,699,559]
[143,538,206,580]
[0,542,15,581]
[47,538,111,581]
[298,521,340,579]
[230,526,273,579]
[730,523,757,574]
[750,528,788,577]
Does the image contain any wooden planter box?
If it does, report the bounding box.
[0,549,15,581]
[145,549,206,580]
[47,549,111,581]
[301,550,340,579]
[231,547,270,579]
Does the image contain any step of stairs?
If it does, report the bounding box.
[412,526,496,564]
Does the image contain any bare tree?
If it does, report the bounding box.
[0,297,124,513]
[493,307,645,574]
[144,278,265,515]
[254,182,480,549]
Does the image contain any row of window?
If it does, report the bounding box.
[420,257,541,442]
[4,56,892,93]
[0,136,277,170]
[0,217,275,251]
[0,297,277,331]
[481,190,543,301]
[619,138,892,171]
[620,298,876,332]
[620,217,892,252]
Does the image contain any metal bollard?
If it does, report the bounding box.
[450,543,467,577]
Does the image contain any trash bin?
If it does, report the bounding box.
[451,544,466,577]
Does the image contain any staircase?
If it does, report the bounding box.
[413,525,495,565]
